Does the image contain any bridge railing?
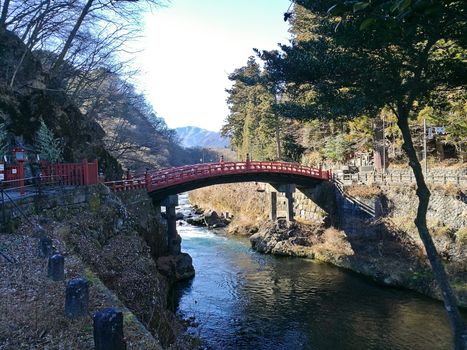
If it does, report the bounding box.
[105,161,331,193]
[146,161,330,191]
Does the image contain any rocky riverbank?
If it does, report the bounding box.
[0,185,196,349]
[189,183,467,307]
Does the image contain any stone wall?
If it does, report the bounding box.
[382,185,466,230]
[6,184,191,347]
[269,181,466,238]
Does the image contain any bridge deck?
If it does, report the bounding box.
[106,161,330,194]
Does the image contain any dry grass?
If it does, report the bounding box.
[428,183,464,197]
[189,182,267,223]
[457,227,467,245]
[314,228,354,256]
[345,184,382,198]
[0,229,162,350]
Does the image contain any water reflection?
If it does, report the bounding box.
[172,194,461,350]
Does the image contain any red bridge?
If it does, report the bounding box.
[106,161,331,200]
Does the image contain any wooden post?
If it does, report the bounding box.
[18,162,24,196]
[83,159,89,185]
[91,160,98,184]
[145,172,151,191]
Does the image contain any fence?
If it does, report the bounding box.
[2,159,99,196]
[333,177,376,217]
[334,171,467,186]
[0,160,99,225]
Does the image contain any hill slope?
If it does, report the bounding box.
[176,126,229,148]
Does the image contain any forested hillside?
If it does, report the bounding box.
[222,1,466,169]
[0,0,204,177]
[221,1,467,344]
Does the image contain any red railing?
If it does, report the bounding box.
[106,161,331,193]
[1,159,99,196]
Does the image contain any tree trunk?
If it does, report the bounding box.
[0,0,11,28]
[50,0,94,75]
[397,112,466,350]
[275,124,282,160]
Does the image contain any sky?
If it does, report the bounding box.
[132,0,291,132]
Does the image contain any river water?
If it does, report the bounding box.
[171,193,460,350]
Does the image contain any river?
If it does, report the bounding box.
[171,193,460,350]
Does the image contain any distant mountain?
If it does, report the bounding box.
[175,126,230,149]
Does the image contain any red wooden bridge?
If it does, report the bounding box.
[106,161,331,200]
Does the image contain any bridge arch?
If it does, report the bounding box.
[144,161,330,201]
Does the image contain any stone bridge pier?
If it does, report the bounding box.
[267,184,295,222]
[160,195,181,254]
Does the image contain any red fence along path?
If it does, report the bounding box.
[107,161,331,193]
[2,159,99,196]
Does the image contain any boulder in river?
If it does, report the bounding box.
[203,209,230,228]
[156,253,195,283]
[186,216,205,226]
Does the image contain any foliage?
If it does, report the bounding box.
[322,133,351,162]
[35,118,63,163]
[0,122,9,158]
[417,93,467,154]
[222,57,281,161]
[282,133,306,162]
[255,0,467,342]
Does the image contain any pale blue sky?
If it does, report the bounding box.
[132,0,291,132]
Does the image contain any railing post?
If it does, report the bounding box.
[82,159,89,185]
[145,171,151,191]
[91,160,98,185]
[18,162,25,196]
[1,182,5,224]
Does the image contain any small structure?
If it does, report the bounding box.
[65,278,89,318]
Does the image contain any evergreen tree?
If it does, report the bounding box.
[258,0,467,345]
[36,118,63,163]
[0,122,9,158]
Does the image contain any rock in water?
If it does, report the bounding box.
[157,253,195,283]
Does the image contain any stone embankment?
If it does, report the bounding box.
[189,181,467,306]
[0,184,196,349]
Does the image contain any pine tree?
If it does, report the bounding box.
[0,122,9,158]
[36,119,63,163]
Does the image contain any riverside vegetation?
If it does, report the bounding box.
[0,185,198,349]
[189,182,467,307]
